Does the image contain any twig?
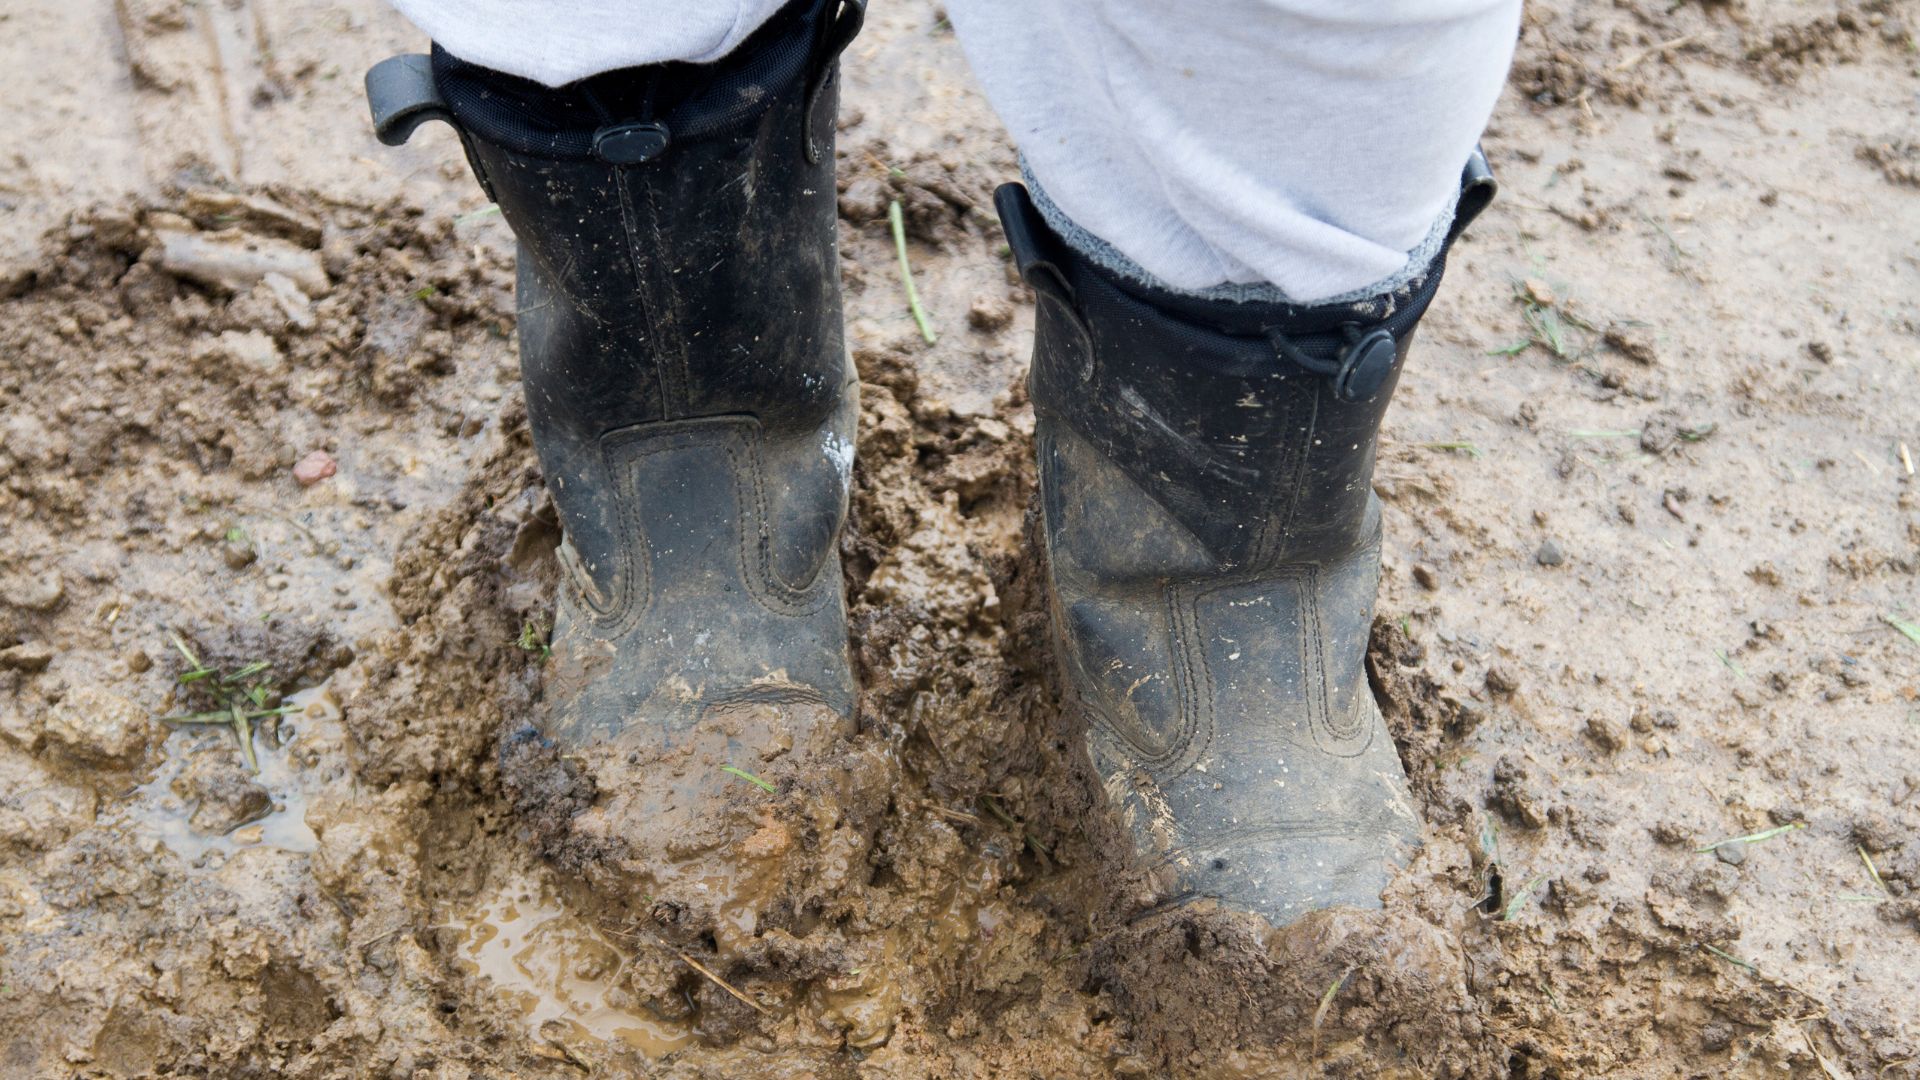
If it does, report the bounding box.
[888,200,937,344]
[534,1036,595,1074]
[1611,33,1702,73]
[1860,846,1890,894]
[595,916,777,1020]
[921,802,982,825]
[1797,1024,1849,1080]
[675,950,769,1015]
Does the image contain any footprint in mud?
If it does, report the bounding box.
[442,878,695,1057]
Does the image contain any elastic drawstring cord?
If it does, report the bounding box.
[1263,322,1400,403]
[1263,322,1365,378]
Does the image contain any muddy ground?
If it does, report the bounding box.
[3,0,1919,1076]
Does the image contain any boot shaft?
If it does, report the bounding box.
[427,0,862,436]
[996,156,1493,578]
[367,1,865,617]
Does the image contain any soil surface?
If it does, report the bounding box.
[4,0,1919,1077]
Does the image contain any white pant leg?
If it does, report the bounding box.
[388,0,791,86]
[945,0,1522,303]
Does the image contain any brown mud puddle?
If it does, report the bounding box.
[444,876,695,1057]
[118,684,341,861]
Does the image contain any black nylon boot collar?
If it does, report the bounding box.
[420,0,863,162]
[996,148,1496,378]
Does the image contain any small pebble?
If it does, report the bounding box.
[294,450,338,486]
[1485,665,1520,696]
[1603,325,1658,366]
[1715,842,1747,867]
[1535,539,1566,567]
[967,296,1013,331]
[1412,564,1438,590]
[1584,715,1625,753]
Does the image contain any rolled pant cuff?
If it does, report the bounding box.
[1019,156,1461,311]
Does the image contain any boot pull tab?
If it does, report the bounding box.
[804,0,867,164]
[1264,323,1396,404]
[365,54,455,147]
[1448,145,1498,245]
[991,183,1076,308]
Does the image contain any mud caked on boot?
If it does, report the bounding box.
[364,0,868,940]
[994,157,1495,926]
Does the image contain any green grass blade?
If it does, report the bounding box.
[1695,821,1803,853]
[720,765,776,794]
[889,199,938,345]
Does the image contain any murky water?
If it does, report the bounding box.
[445,880,694,1057]
[120,684,342,860]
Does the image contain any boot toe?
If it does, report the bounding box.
[556,691,851,938]
[1163,817,1421,928]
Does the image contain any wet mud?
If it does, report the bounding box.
[3,0,1919,1076]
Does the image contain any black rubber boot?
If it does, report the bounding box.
[365,0,866,934]
[994,156,1494,926]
